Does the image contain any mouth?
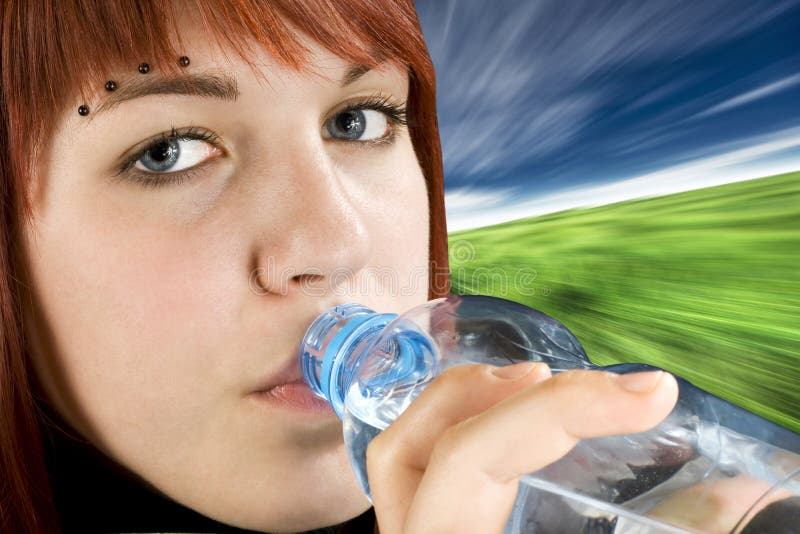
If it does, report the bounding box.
[251,380,336,415]
[249,357,336,416]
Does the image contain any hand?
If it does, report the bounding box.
[645,475,797,533]
[365,362,679,534]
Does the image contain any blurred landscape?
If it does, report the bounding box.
[448,171,800,433]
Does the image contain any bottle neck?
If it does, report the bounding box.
[300,305,397,418]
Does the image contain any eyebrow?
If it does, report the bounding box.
[340,64,372,87]
[94,63,373,115]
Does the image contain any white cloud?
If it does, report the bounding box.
[446,128,800,231]
[693,74,800,119]
[444,187,516,211]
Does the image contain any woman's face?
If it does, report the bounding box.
[17,15,430,532]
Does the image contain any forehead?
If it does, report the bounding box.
[92,23,321,94]
[79,9,405,112]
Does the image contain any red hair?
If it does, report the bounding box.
[0,1,449,531]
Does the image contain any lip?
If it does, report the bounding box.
[249,357,335,416]
[251,380,336,415]
[250,356,307,394]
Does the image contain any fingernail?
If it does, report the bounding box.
[614,370,664,392]
[492,361,539,379]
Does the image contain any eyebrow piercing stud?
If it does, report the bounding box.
[82,59,187,117]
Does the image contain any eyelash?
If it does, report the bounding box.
[115,94,409,189]
[337,93,409,141]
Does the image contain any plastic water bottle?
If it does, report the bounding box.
[299,295,800,532]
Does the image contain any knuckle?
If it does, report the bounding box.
[541,370,618,413]
[429,422,471,466]
[365,432,395,471]
[549,369,599,390]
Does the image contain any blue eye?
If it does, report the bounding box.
[327,109,387,141]
[115,127,224,188]
[324,95,408,144]
[135,137,217,173]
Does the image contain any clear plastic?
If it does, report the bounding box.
[299,295,800,533]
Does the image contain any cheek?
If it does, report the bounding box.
[377,179,428,251]
[22,194,240,444]
[353,148,430,295]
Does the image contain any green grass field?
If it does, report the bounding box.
[448,170,800,433]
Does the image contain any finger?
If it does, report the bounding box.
[367,361,552,534]
[403,369,678,534]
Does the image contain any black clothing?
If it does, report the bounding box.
[38,408,375,534]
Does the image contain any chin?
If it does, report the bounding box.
[212,446,372,533]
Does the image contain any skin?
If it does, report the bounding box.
[15,10,696,534]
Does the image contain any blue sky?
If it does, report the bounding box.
[414,0,800,230]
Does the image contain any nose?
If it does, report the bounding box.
[248,144,373,299]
